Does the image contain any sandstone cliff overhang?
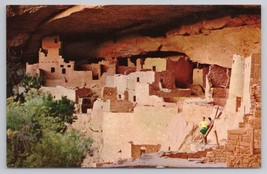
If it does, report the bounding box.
[7,5,260,63]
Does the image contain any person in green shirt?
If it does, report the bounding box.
[199,117,208,145]
[199,117,208,135]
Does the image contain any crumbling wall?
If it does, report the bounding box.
[150,88,191,98]
[84,63,101,79]
[206,54,261,168]
[127,58,135,67]
[241,54,261,115]
[131,144,161,159]
[166,57,193,88]
[26,63,39,76]
[102,87,134,112]
[150,71,175,90]
[226,53,261,168]
[116,66,136,75]
[41,35,61,49]
[208,64,230,88]
[75,87,92,103]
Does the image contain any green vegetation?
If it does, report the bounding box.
[22,74,46,92]
[6,89,92,167]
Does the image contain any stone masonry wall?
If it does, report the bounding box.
[205,54,261,168]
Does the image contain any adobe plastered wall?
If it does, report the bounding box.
[128,71,155,84]
[135,83,163,105]
[26,63,39,76]
[225,54,245,112]
[40,86,76,101]
[101,105,178,162]
[67,71,93,87]
[105,76,115,87]
[143,58,166,72]
[113,74,128,100]
[93,99,110,112]
[193,69,203,86]
[105,71,155,102]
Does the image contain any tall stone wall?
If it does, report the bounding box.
[205,54,261,168]
[101,105,178,162]
[225,54,245,112]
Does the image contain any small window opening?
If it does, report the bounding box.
[51,67,55,73]
[62,68,66,74]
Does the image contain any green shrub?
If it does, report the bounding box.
[22,74,46,91]
[6,89,92,167]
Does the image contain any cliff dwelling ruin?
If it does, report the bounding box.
[6,5,261,168]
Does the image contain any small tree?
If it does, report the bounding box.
[44,96,76,133]
[22,74,46,91]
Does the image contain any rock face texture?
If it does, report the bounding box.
[7,5,260,67]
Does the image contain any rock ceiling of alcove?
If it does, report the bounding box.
[7,5,260,59]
